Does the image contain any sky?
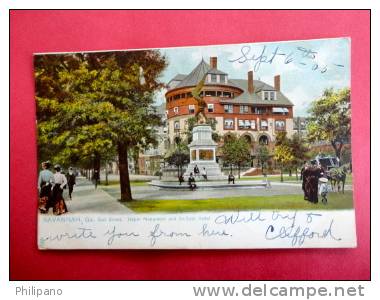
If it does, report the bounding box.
[154,37,350,117]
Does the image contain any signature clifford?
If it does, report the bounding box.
[265,212,342,246]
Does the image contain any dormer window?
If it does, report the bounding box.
[210,74,217,83]
[263,91,276,101]
[220,74,227,83]
[173,107,179,114]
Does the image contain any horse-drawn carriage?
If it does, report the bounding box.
[310,155,349,193]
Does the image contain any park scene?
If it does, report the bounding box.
[35,38,353,215]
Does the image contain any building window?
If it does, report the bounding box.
[173,107,179,114]
[238,120,256,130]
[272,107,289,115]
[253,107,266,114]
[217,91,222,97]
[224,119,234,129]
[188,105,195,114]
[186,92,192,98]
[270,91,276,100]
[275,120,286,131]
[211,74,217,82]
[181,93,186,98]
[224,104,233,113]
[208,104,214,113]
[240,105,249,113]
[222,91,232,98]
[174,121,180,131]
[220,74,226,83]
[260,120,268,130]
[205,90,216,97]
[174,94,181,100]
[259,135,269,145]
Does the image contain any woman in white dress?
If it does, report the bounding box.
[52,164,68,215]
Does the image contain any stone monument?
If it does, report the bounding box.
[184,125,224,180]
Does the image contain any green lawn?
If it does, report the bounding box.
[123,191,353,213]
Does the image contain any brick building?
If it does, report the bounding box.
[165,57,294,154]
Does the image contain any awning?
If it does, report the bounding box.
[272,107,289,113]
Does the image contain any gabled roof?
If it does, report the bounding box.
[220,79,293,106]
[166,59,293,106]
[170,59,234,90]
[174,59,210,89]
[170,74,187,81]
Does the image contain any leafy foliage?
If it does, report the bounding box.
[221,133,251,178]
[35,51,167,200]
[307,88,351,160]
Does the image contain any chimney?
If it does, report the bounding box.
[210,57,217,69]
[248,71,254,94]
[274,75,281,91]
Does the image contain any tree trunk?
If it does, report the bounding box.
[132,147,140,175]
[105,163,108,186]
[118,142,132,202]
[238,163,241,179]
[295,167,298,181]
[280,166,284,182]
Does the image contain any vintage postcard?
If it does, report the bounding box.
[35,37,355,249]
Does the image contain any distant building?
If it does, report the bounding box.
[165,57,294,153]
[138,102,169,175]
[293,117,308,138]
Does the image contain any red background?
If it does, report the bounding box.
[10,10,370,280]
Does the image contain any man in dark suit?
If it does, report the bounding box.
[66,167,76,200]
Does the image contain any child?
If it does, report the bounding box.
[319,177,329,205]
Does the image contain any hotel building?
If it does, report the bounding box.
[165,57,294,153]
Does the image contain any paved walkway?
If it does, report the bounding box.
[44,177,132,214]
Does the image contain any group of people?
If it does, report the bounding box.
[193,165,208,180]
[38,161,76,215]
[177,165,209,191]
[301,161,329,204]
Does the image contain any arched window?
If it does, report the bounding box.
[259,135,269,145]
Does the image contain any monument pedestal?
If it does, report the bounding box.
[184,125,225,180]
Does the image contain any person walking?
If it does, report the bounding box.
[228,172,235,184]
[66,167,76,200]
[319,177,329,205]
[52,164,68,215]
[304,163,323,203]
[92,169,100,189]
[38,161,54,213]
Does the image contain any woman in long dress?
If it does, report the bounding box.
[304,165,323,203]
[52,164,68,215]
[38,161,54,213]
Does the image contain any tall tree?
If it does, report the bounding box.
[35,51,167,201]
[274,144,294,182]
[221,134,251,179]
[307,88,351,162]
[256,144,270,174]
[165,137,189,177]
[288,134,310,180]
